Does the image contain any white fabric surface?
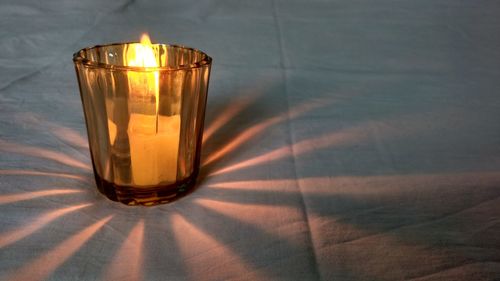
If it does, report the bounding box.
[1,0,500,280]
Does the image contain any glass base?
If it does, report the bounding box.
[93,170,198,206]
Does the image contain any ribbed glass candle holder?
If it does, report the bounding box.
[73,41,211,206]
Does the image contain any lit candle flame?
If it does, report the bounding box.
[126,33,160,125]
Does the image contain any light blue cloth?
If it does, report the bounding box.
[1,0,500,280]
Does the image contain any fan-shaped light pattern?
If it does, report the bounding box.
[0,203,92,249]
[196,199,301,243]
[210,125,368,176]
[209,110,451,177]
[0,140,91,170]
[202,116,285,167]
[0,189,83,205]
[0,169,87,181]
[203,93,263,144]
[202,99,330,167]
[170,214,269,280]
[4,216,113,281]
[104,220,145,281]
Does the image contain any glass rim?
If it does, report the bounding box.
[73,42,212,72]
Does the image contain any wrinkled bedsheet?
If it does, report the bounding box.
[1,0,500,280]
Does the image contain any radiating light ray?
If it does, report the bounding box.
[0,189,83,205]
[207,179,297,191]
[50,126,89,149]
[13,112,89,149]
[299,172,500,196]
[195,199,300,242]
[202,99,331,167]
[298,172,500,195]
[0,140,91,171]
[210,125,368,176]
[202,116,284,167]
[5,216,113,281]
[203,93,263,144]
[292,128,365,155]
[286,97,334,120]
[209,146,290,176]
[207,171,500,195]
[104,220,145,281]
[0,169,87,181]
[171,214,269,280]
[0,203,92,249]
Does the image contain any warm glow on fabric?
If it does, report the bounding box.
[0,204,92,249]
[6,216,112,281]
[0,189,83,205]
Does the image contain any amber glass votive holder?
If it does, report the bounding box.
[73,41,211,206]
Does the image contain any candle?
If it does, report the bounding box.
[125,34,180,186]
[128,114,180,185]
